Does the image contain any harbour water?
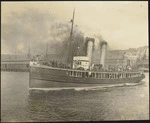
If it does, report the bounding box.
[1,72,149,122]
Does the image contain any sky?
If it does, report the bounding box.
[1,1,148,55]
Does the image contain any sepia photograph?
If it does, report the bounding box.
[1,1,149,122]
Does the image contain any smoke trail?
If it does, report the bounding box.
[2,8,85,58]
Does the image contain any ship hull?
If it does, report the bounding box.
[29,65,145,89]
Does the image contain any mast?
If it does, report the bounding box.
[15,49,17,60]
[67,8,75,66]
[27,45,31,59]
[46,43,48,61]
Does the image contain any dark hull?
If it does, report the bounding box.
[29,65,145,89]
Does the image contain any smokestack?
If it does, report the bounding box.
[100,41,107,68]
[85,37,95,66]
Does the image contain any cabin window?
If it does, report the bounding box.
[110,73,112,78]
[124,73,126,78]
[76,71,78,76]
[69,71,71,76]
[98,73,101,78]
[130,73,131,77]
[105,73,107,78]
[117,73,119,78]
[109,73,111,78]
[72,71,74,76]
[71,71,73,76]
[82,72,85,77]
[86,72,89,77]
[74,71,76,76]
[116,73,118,78]
[119,73,121,78]
[80,72,82,76]
[94,73,96,78]
[96,73,98,78]
[118,73,121,78]
[77,72,81,77]
[91,73,93,77]
[121,73,123,78]
[111,73,113,78]
[73,71,76,76]
[115,73,117,78]
[77,72,79,76]
[114,73,116,78]
[101,73,103,78]
[103,73,105,78]
[91,73,95,78]
[108,73,110,78]
[107,73,109,78]
[126,73,128,78]
[112,73,114,78]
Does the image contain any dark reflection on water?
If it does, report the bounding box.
[1,72,149,122]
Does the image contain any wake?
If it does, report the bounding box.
[29,81,144,92]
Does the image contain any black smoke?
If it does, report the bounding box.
[2,8,85,58]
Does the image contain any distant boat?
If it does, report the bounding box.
[29,9,145,89]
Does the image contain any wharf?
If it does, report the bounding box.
[1,60,30,72]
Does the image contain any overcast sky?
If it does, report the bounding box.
[1,1,148,54]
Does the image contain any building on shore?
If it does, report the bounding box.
[105,46,149,70]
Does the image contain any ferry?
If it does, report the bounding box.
[29,9,145,89]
